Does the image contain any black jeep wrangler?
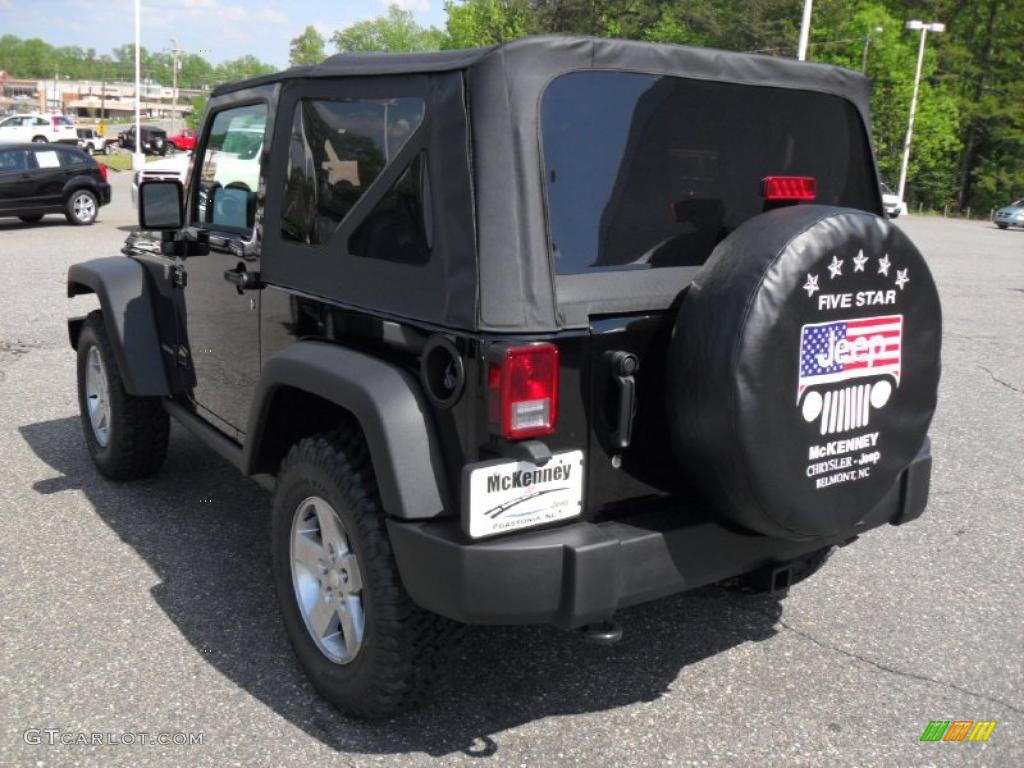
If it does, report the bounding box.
[67,37,941,717]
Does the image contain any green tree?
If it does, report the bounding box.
[213,55,277,84]
[186,95,208,129]
[290,25,327,66]
[443,0,529,48]
[332,5,446,53]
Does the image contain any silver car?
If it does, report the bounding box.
[993,200,1024,230]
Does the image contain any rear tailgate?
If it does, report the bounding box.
[539,70,882,517]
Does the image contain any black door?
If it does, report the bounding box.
[182,100,269,439]
[0,148,33,214]
[26,147,68,207]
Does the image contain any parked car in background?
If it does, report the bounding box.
[168,129,196,152]
[131,151,190,205]
[0,143,110,224]
[76,128,112,155]
[992,199,1024,229]
[880,182,906,218]
[118,125,169,155]
[0,113,78,144]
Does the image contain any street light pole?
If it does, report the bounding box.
[861,26,883,73]
[896,20,945,203]
[133,0,144,170]
[169,38,184,137]
[797,0,813,60]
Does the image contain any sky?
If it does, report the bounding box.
[0,0,448,69]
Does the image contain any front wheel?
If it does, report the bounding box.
[271,431,454,718]
[76,311,169,480]
[31,135,48,143]
[65,189,98,225]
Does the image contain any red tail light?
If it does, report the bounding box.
[488,343,559,440]
[97,163,108,182]
[762,176,817,201]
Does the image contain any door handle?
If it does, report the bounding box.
[604,351,639,450]
[223,263,262,292]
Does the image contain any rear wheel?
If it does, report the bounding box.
[18,214,43,223]
[271,430,454,718]
[76,311,169,480]
[65,189,98,225]
[31,135,47,143]
[997,223,1008,230]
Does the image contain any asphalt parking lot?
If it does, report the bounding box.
[1,172,1021,767]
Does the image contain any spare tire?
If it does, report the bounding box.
[667,205,941,540]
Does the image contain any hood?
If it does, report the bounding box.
[996,202,1024,214]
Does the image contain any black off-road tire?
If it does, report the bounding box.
[271,430,456,718]
[76,311,169,480]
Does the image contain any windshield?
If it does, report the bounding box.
[880,183,894,195]
[541,72,879,274]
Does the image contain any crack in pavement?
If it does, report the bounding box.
[978,365,1023,395]
[757,608,1023,715]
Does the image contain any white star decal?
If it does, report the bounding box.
[803,273,820,297]
[828,255,844,279]
[877,254,892,277]
[853,250,868,272]
[895,268,910,290]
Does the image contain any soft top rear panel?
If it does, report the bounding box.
[216,36,876,333]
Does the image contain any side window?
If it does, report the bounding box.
[59,150,87,167]
[280,97,425,245]
[0,149,30,172]
[194,103,267,232]
[349,153,431,264]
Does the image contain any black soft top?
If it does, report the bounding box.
[217,37,876,333]
[215,35,870,113]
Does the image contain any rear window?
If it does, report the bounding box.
[541,72,879,274]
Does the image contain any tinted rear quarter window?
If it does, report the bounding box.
[280,97,425,246]
[541,72,879,274]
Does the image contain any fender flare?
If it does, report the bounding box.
[244,341,451,520]
[67,257,170,396]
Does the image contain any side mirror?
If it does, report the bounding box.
[138,180,184,230]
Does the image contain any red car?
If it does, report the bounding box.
[167,129,196,152]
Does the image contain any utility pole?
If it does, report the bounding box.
[99,57,107,122]
[797,0,813,60]
[897,20,945,203]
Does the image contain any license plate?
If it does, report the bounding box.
[463,450,584,539]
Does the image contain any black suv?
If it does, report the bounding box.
[67,37,941,717]
[1,143,110,224]
[117,124,169,155]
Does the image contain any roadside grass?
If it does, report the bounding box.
[95,152,172,173]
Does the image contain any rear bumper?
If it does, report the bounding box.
[389,439,932,629]
[97,183,111,206]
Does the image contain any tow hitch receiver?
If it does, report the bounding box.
[579,620,623,646]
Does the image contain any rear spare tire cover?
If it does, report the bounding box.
[668,205,941,539]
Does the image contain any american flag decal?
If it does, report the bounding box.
[797,315,903,402]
